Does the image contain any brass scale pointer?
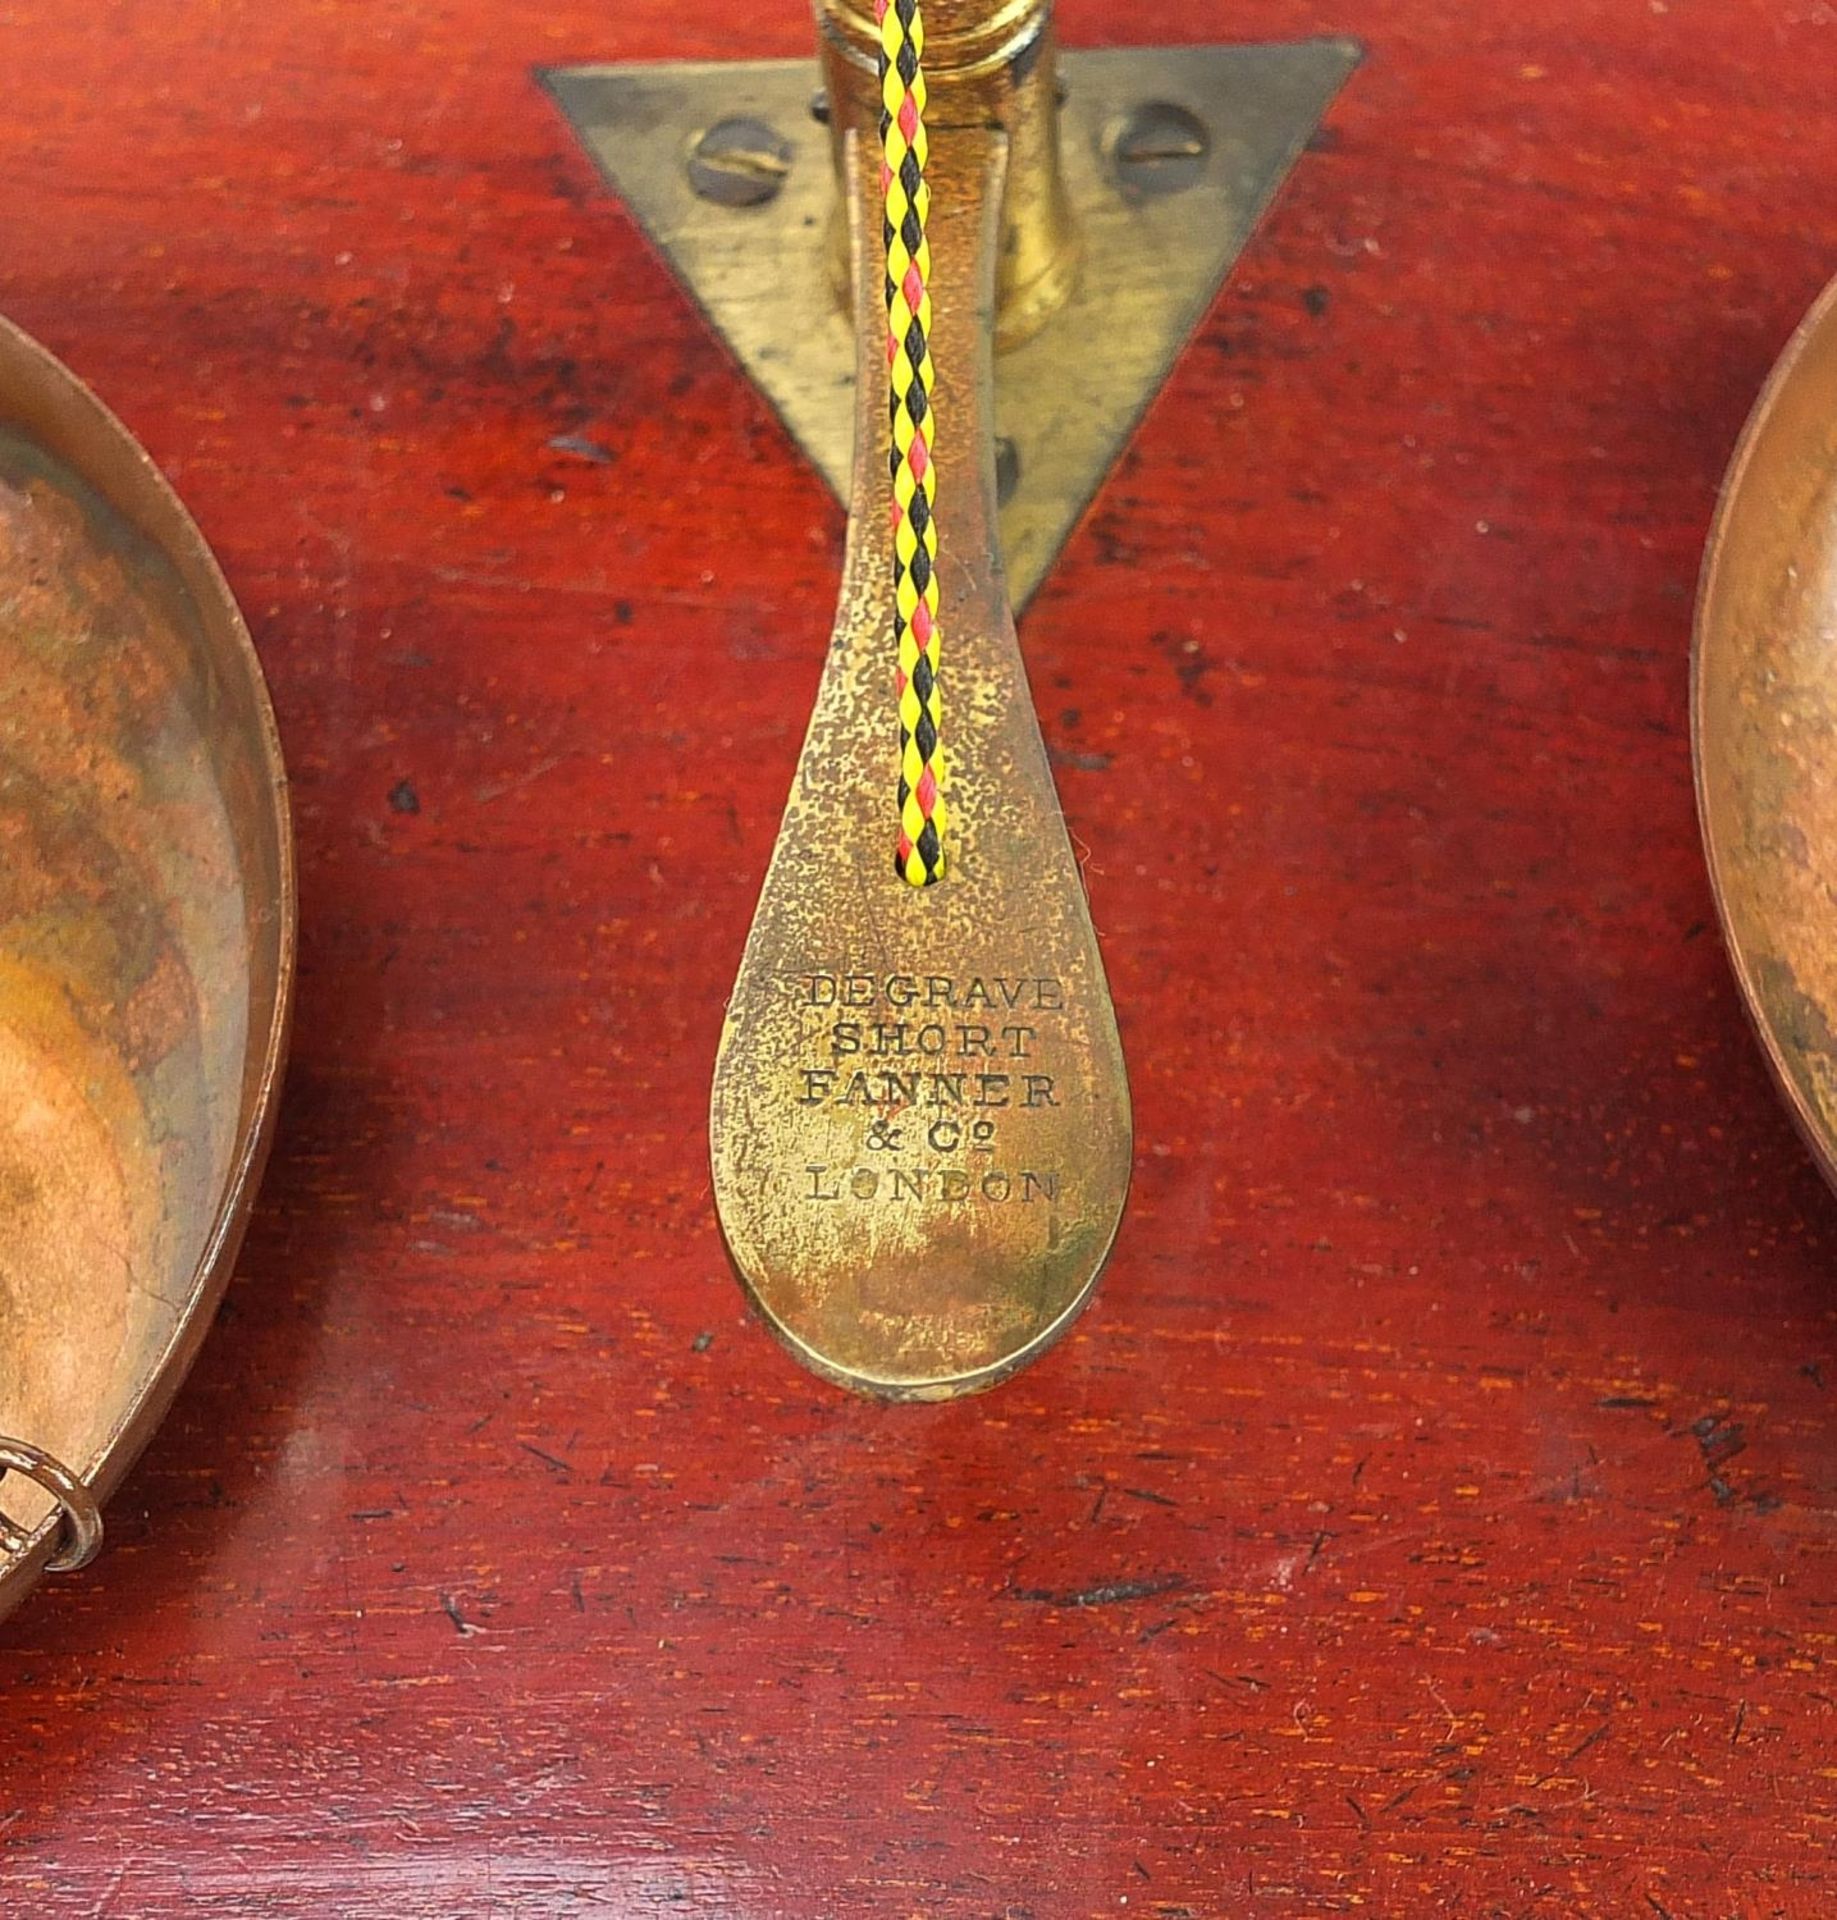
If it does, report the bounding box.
[548,0,1357,1397]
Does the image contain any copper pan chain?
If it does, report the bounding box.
[0,1436,103,1573]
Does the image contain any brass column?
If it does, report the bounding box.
[815,0,1080,347]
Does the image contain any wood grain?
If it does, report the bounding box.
[1,1,1833,1913]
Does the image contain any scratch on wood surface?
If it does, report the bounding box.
[1011,1573,1189,1609]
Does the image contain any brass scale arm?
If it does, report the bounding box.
[709,0,1132,1399]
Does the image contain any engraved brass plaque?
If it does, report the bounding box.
[709,121,1130,1398]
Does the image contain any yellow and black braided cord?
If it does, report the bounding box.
[880,0,946,885]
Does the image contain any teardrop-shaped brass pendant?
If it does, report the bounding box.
[709,97,1130,1399]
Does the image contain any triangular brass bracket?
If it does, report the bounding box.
[543,40,1359,609]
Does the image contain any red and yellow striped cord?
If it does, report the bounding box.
[879,0,946,886]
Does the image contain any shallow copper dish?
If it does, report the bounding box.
[0,315,293,1622]
[1695,272,1837,1189]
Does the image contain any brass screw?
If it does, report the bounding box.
[688,117,792,207]
[1111,102,1210,196]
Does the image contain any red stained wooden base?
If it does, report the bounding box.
[2,2,1834,1913]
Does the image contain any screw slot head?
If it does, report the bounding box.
[688,117,793,207]
[1110,102,1210,196]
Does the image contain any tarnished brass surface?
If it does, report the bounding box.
[1696,272,1837,1193]
[545,39,1357,608]
[708,120,1131,1399]
[0,315,294,1620]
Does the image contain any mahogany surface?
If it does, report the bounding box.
[2,1,1833,1912]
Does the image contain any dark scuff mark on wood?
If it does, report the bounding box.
[1012,1573,1189,1609]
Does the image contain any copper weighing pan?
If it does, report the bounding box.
[1696,272,1837,1192]
[0,315,293,1623]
